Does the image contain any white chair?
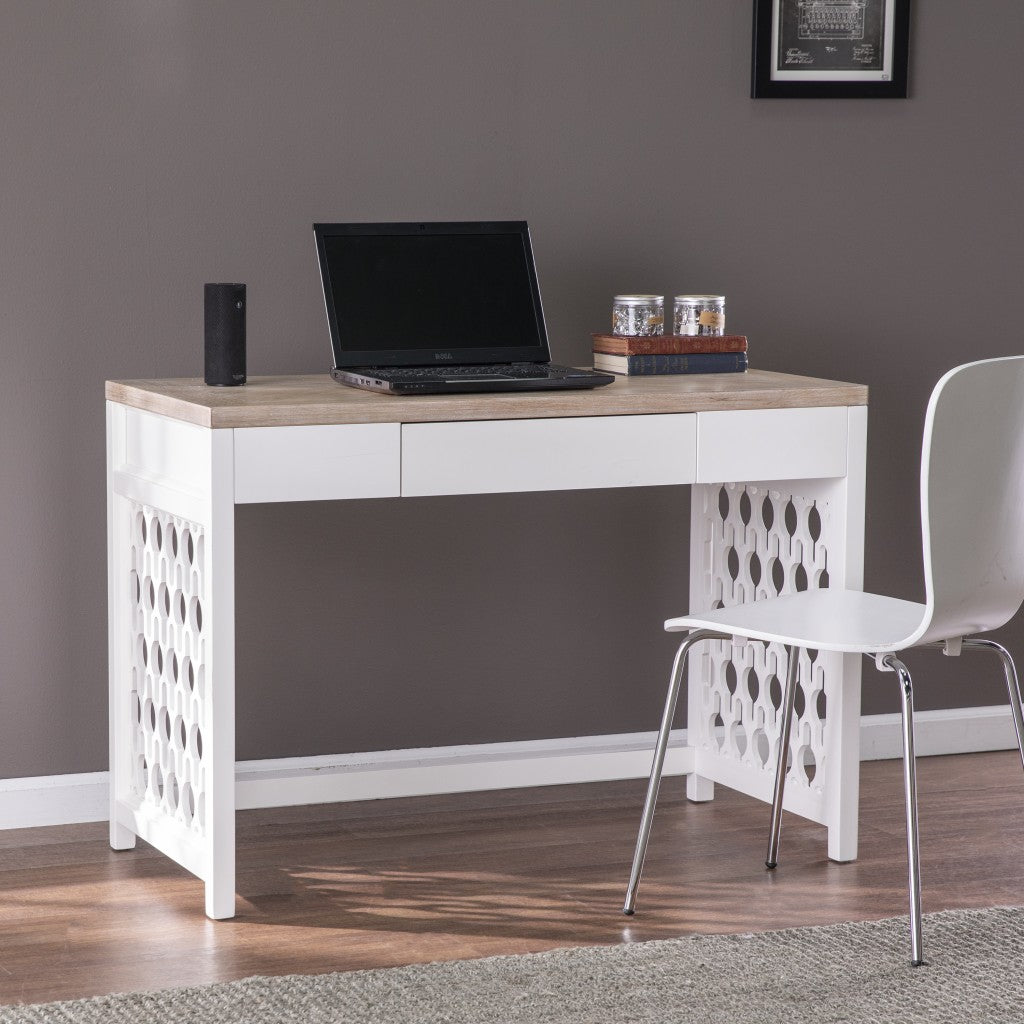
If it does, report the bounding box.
[623,356,1024,966]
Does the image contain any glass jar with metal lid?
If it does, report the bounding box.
[674,295,725,336]
[612,295,664,337]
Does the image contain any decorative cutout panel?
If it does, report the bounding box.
[127,503,207,834]
[693,483,832,795]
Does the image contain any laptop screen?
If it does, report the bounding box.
[314,221,551,368]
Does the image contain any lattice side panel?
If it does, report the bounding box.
[127,503,207,835]
[693,483,832,799]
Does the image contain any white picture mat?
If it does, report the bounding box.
[770,0,896,82]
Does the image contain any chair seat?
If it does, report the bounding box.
[666,588,928,654]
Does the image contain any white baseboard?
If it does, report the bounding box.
[234,732,697,810]
[0,771,110,830]
[858,703,1018,760]
[1,705,1018,830]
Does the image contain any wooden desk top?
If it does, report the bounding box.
[106,370,868,429]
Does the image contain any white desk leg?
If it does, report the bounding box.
[824,405,866,862]
[202,429,237,919]
[107,404,137,851]
[686,406,867,860]
[686,493,715,803]
[107,406,237,919]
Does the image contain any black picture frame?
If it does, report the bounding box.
[752,0,910,98]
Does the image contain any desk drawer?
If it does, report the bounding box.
[234,423,401,503]
[696,407,848,483]
[402,414,697,496]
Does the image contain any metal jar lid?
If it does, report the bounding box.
[614,294,664,305]
[674,294,725,304]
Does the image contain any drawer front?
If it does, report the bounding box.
[402,414,697,496]
[696,407,848,483]
[234,423,401,503]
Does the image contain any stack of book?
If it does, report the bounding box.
[591,333,748,376]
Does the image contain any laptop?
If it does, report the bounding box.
[313,221,615,395]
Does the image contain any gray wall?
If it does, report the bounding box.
[3,2,1023,777]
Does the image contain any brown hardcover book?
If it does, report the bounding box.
[591,333,748,356]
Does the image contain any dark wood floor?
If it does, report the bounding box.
[1,750,1023,1006]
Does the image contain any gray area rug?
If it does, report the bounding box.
[5,906,1024,1023]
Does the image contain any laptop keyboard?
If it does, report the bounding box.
[369,363,578,382]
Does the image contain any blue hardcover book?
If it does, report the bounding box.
[592,351,748,375]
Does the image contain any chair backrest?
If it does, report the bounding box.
[916,355,1024,645]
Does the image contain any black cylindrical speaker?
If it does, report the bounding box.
[204,283,246,386]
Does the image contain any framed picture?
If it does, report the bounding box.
[752,0,910,98]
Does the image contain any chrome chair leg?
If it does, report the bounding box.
[960,638,1024,775]
[882,654,926,967]
[623,629,728,916]
[765,645,799,869]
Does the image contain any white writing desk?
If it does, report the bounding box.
[106,370,868,919]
